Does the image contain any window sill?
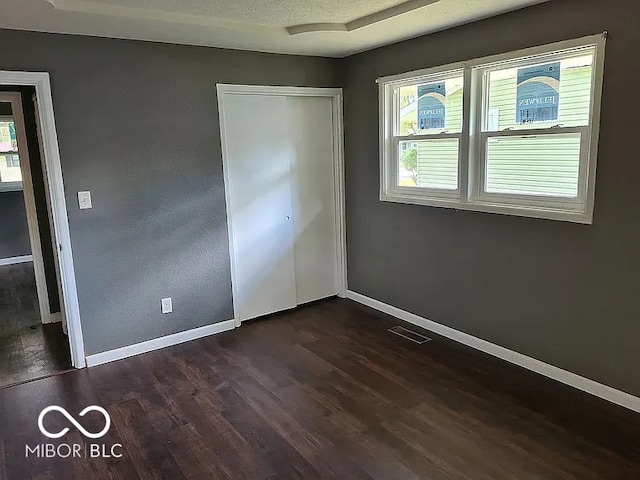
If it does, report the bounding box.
[380,192,592,224]
[0,182,24,193]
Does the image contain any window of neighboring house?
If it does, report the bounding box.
[0,119,22,191]
[379,33,606,223]
[5,154,20,168]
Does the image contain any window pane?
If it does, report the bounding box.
[398,76,464,135]
[0,117,22,184]
[0,154,22,183]
[399,139,458,190]
[484,51,594,131]
[485,134,581,198]
[0,120,17,152]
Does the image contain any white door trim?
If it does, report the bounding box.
[0,71,86,368]
[0,92,51,325]
[33,95,69,333]
[216,84,347,328]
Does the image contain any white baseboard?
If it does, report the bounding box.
[40,312,62,325]
[0,255,33,266]
[85,319,236,367]
[346,290,640,414]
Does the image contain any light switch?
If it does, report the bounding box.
[78,191,92,210]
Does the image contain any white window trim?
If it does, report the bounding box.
[378,33,607,224]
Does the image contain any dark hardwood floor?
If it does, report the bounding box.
[0,298,638,479]
[0,263,40,335]
[0,262,72,389]
[0,323,72,389]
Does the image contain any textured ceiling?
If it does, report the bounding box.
[0,0,551,57]
[92,0,411,26]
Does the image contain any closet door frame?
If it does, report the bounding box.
[217,84,347,327]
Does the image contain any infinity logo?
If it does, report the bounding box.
[38,406,111,439]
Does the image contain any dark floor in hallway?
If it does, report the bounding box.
[0,263,40,335]
[0,298,638,479]
[0,322,72,388]
[0,262,72,389]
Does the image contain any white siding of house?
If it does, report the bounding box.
[485,134,582,197]
[484,66,591,196]
[416,138,459,189]
[416,90,462,189]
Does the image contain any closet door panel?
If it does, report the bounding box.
[289,96,338,304]
[223,94,297,322]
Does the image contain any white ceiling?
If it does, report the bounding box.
[0,0,550,57]
[85,0,415,25]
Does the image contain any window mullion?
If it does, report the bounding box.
[459,66,473,203]
[468,66,485,203]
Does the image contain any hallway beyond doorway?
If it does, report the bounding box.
[0,262,71,388]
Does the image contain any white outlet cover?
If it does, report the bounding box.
[78,191,92,210]
[161,297,173,314]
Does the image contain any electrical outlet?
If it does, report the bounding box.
[78,191,92,210]
[161,297,173,314]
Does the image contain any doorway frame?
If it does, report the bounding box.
[0,92,52,327]
[0,71,86,368]
[216,84,347,327]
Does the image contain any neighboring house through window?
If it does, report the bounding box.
[379,33,606,223]
[0,119,22,191]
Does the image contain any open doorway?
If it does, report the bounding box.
[0,89,72,388]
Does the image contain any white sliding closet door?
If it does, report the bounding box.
[221,90,339,323]
[223,94,297,322]
[289,96,338,304]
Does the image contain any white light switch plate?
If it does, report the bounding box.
[161,297,173,314]
[78,191,92,210]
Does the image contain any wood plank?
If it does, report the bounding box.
[0,298,638,479]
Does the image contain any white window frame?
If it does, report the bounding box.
[378,33,607,224]
[381,66,466,203]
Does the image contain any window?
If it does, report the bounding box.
[379,33,606,223]
[0,118,22,191]
[5,154,20,168]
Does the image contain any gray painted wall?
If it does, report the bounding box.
[342,0,640,396]
[0,29,339,355]
[0,191,31,258]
